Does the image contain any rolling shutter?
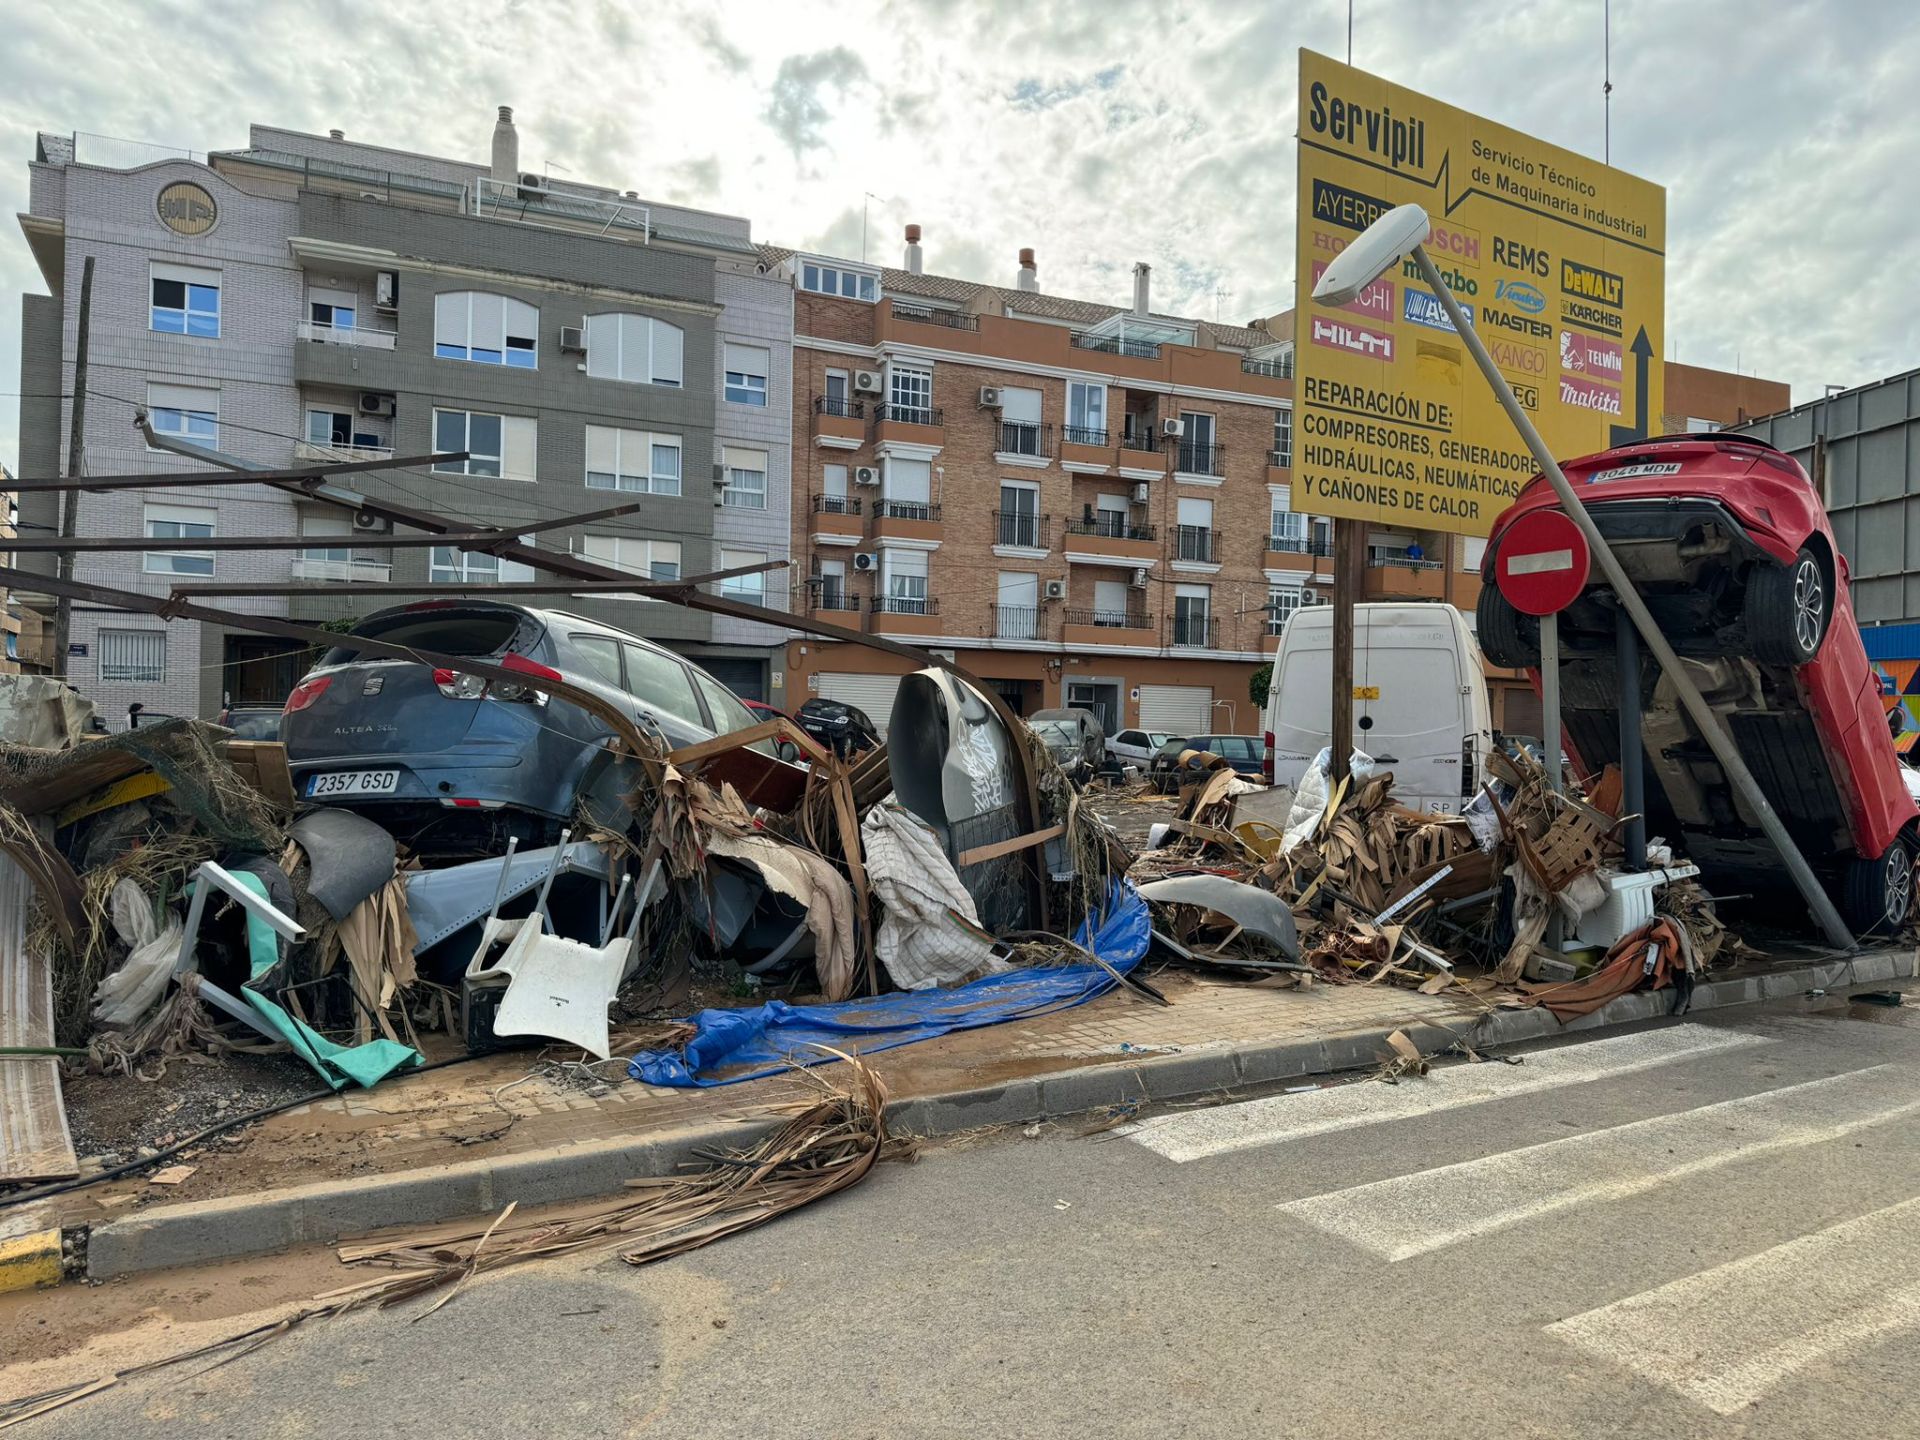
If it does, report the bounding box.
[815,672,907,737]
[1137,683,1211,735]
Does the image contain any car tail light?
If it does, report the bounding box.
[284,675,332,714]
[490,652,558,705]
[432,668,488,700]
[1262,730,1275,784]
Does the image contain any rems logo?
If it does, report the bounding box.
[1401,257,1476,296]
[1494,279,1546,315]
[1492,237,1550,278]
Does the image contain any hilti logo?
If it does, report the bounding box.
[1311,315,1395,361]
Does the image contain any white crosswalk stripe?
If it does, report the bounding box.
[1277,1063,1920,1261]
[1123,1024,1767,1163]
[1549,1195,1920,1415]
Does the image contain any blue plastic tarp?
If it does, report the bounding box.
[629,881,1151,1087]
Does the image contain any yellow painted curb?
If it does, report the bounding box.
[0,1229,63,1292]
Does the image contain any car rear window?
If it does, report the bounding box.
[621,643,707,730]
[322,609,537,666]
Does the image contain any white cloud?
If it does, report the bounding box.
[2,0,1917,470]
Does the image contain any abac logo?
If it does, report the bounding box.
[1403,287,1471,333]
[1402,257,1476,297]
[1495,279,1546,315]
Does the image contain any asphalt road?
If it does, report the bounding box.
[14,994,1920,1438]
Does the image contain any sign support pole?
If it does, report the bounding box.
[1616,605,1648,868]
[1410,242,1854,951]
[1540,612,1562,796]
[1330,517,1362,783]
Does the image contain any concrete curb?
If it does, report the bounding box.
[83,949,1915,1280]
[0,1227,63,1293]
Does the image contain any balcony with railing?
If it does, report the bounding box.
[1119,427,1161,458]
[1268,446,1293,470]
[812,393,867,449]
[1071,330,1162,361]
[995,420,1051,465]
[1174,441,1224,478]
[1364,550,1447,600]
[889,302,978,332]
[810,590,863,615]
[1263,527,1335,576]
[291,553,393,583]
[1169,613,1218,649]
[992,604,1043,641]
[870,592,941,636]
[1062,514,1158,565]
[1058,422,1118,472]
[994,509,1049,552]
[871,497,944,543]
[294,318,397,350]
[294,438,395,465]
[1063,605,1155,648]
[1242,352,1294,379]
[872,401,944,450]
[1171,525,1217,566]
[810,491,865,542]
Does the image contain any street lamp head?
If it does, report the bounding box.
[1311,203,1431,305]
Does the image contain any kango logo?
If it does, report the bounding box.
[1487,336,1548,376]
[1312,260,1393,321]
[1560,374,1622,415]
[1311,315,1395,362]
[1559,329,1623,376]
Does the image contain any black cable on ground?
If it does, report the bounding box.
[0,1052,491,1213]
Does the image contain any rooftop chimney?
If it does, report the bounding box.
[904,224,924,275]
[1017,247,1038,293]
[1132,262,1151,317]
[328,129,345,141]
[491,105,518,185]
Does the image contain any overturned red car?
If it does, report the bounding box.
[1477,433,1917,934]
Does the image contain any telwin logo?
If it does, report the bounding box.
[1560,374,1622,415]
[1559,330,1623,376]
[1311,315,1395,362]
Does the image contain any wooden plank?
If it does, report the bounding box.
[665,719,787,767]
[955,823,1066,869]
[827,771,876,995]
[0,852,78,1182]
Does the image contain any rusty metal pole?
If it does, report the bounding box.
[1329,517,1362,782]
[51,254,93,675]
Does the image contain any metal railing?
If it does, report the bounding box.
[872,594,937,616]
[811,592,862,612]
[295,319,397,350]
[812,493,863,515]
[997,420,1050,457]
[993,605,1042,640]
[1064,606,1149,630]
[1367,552,1444,570]
[1170,614,1217,648]
[890,302,978,331]
[1071,331,1162,360]
[1242,353,1295,379]
[814,395,865,419]
[1266,533,1331,556]
[1065,516,1155,542]
[876,499,941,521]
[1062,425,1109,447]
[1120,429,1160,454]
[1269,446,1293,469]
[1172,525,1216,563]
[874,403,943,427]
[996,510,1048,548]
[295,439,394,464]
[1175,442,1224,476]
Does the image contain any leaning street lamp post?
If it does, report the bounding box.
[1311,204,1855,951]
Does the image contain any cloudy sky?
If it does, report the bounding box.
[3,0,1917,470]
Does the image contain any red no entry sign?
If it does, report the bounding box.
[1495,509,1591,616]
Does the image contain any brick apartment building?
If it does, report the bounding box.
[14,111,792,723]
[768,230,1304,739]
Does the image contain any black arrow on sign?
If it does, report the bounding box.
[1609,326,1654,446]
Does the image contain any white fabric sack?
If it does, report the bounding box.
[93,915,184,1030]
[861,803,1010,991]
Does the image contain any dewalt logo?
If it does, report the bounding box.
[1560,258,1623,309]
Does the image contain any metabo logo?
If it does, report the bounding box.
[1306,81,1428,173]
[1494,279,1546,315]
[1401,257,1476,297]
[1561,258,1624,308]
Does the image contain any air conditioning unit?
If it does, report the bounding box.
[852,552,880,573]
[1131,483,1150,503]
[1043,579,1066,601]
[852,466,880,486]
[374,271,398,309]
[1160,417,1186,438]
[979,386,1002,407]
[558,325,586,353]
[357,392,395,418]
[351,509,390,533]
[1130,568,1150,589]
[517,171,550,197]
[853,370,884,394]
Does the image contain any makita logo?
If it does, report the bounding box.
[1311,315,1395,361]
[1560,374,1623,415]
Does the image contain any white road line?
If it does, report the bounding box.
[1549,1195,1920,1416]
[1278,1064,1920,1261]
[1124,1025,1767,1164]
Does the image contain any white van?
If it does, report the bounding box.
[1261,602,1494,814]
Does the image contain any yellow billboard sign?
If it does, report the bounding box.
[1293,51,1666,536]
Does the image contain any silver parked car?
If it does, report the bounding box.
[1107,727,1175,768]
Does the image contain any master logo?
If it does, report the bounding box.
[1560,258,1624,308]
[1483,307,1552,340]
[1493,279,1546,315]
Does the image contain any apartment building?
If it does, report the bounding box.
[14,110,792,722]
[0,464,23,673]
[771,229,1301,738]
